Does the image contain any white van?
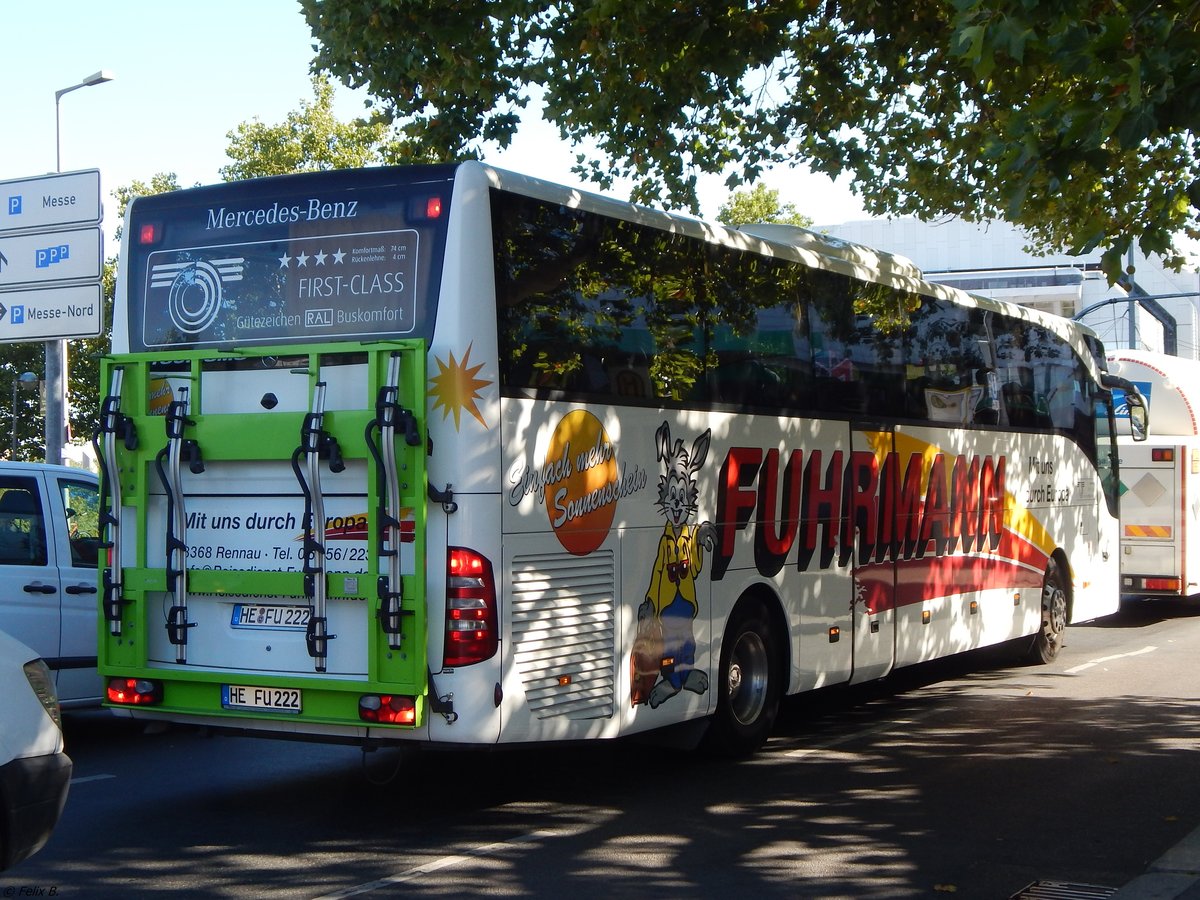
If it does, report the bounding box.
[0,463,101,706]
[0,628,72,870]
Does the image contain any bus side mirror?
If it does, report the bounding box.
[1102,373,1149,441]
[1128,396,1148,441]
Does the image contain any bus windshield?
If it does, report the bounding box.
[122,165,455,351]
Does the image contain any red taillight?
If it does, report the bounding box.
[106,677,162,705]
[138,222,160,245]
[359,694,416,725]
[444,547,498,667]
[408,195,444,221]
[1143,577,1182,592]
[1152,448,1176,462]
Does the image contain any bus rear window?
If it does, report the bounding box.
[123,168,453,351]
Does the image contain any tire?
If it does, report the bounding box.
[703,601,781,757]
[1026,559,1069,664]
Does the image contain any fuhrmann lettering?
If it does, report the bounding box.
[205,199,359,230]
[711,445,1006,580]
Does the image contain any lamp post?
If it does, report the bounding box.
[47,70,114,466]
[11,371,40,458]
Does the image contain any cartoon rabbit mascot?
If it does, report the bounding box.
[632,421,716,709]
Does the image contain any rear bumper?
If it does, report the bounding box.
[0,751,72,871]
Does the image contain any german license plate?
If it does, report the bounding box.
[222,684,302,714]
[231,603,310,630]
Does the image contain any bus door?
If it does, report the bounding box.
[848,424,897,684]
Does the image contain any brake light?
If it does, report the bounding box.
[138,222,161,245]
[359,694,416,725]
[444,547,498,667]
[408,195,444,221]
[1152,448,1175,462]
[106,677,162,705]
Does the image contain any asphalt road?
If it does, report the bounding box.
[7,598,1200,899]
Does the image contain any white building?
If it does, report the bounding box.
[817,216,1200,360]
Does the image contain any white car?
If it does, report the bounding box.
[0,628,72,871]
[0,462,102,706]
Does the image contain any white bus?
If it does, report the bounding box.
[96,162,1142,755]
[1106,349,1198,598]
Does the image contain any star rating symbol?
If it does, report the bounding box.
[278,247,347,268]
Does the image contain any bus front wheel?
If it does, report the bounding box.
[1026,560,1068,665]
[703,601,781,757]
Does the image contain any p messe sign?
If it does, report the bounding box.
[0,169,103,342]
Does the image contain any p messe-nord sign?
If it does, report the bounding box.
[0,169,104,342]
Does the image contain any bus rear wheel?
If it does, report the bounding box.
[1026,559,1068,665]
[703,601,781,757]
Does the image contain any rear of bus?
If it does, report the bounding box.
[99,163,507,744]
[1107,350,1200,599]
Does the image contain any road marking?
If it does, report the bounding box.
[70,774,115,785]
[312,829,559,899]
[1064,645,1157,674]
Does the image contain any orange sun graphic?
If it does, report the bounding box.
[429,342,491,430]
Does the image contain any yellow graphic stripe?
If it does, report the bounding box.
[881,431,1057,558]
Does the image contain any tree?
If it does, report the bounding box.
[717,185,812,229]
[3,345,48,461]
[221,76,435,180]
[301,0,1200,280]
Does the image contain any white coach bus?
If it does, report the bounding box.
[96,162,1143,755]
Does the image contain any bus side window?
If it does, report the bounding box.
[904,298,990,425]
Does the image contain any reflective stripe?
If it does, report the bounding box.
[1123,524,1173,538]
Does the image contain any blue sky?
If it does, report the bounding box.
[0,1,865,251]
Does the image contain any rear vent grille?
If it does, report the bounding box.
[510,550,616,720]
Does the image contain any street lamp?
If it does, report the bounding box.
[55,71,115,170]
[11,371,40,458]
[47,70,114,466]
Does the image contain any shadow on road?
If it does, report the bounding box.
[1087,597,1200,629]
[28,633,1200,900]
